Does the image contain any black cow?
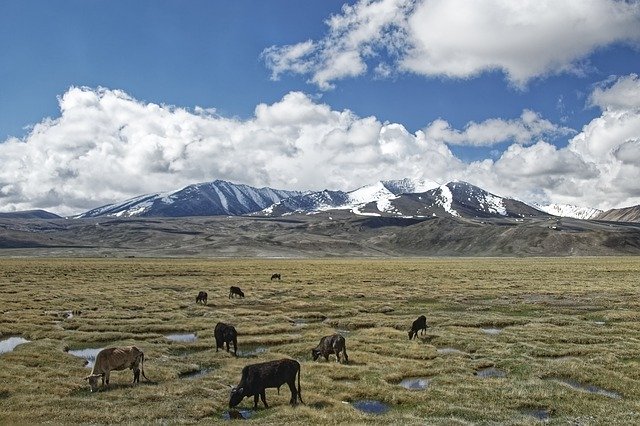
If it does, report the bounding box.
[408,315,427,340]
[215,322,238,355]
[270,273,281,281]
[195,291,208,304]
[229,358,303,409]
[229,286,245,298]
[312,334,348,363]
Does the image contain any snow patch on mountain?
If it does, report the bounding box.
[436,184,460,217]
[532,203,602,220]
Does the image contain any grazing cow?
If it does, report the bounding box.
[270,273,281,281]
[196,291,208,304]
[229,286,245,298]
[229,358,303,409]
[311,334,349,363]
[84,346,148,392]
[215,322,238,355]
[408,315,427,340]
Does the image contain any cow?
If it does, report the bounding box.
[229,286,245,298]
[311,334,348,364]
[215,322,238,355]
[84,346,148,392]
[196,291,208,304]
[408,315,427,340]
[270,273,281,281]
[229,358,303,409]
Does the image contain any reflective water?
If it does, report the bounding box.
[350,400,390,415]
[475,367,506,378]
[237,346,268,358]
[179,368,211,380]
[399,377,431,390]
[0,337,30,354]
[481,328,502,335]
[222,409,252,420]
[165,333,197,343]
[68,347,104,369]
[551,377,621,399]
[437,347,466,355]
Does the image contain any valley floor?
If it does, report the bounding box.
[0,257,639,424]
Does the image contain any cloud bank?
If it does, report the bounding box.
[1,77,639,215]
[263,0,640,89]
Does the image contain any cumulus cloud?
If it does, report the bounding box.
[424,110,574,146]
[263,0,640,89]
[1,80,640,215]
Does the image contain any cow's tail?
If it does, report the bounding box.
[140,352,149,381]
[297,363,304,404]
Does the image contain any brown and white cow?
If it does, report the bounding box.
[84,346,148,392]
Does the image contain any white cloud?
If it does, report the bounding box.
[424,110,574,146]
[263,0,640,89]
[589,73,640,111]
[1,81,640,215]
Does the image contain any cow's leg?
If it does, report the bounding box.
[335,349,341,363]
[260,390,268,408]
[133,368,140,383]
[104,371,110,387]
[343,348,349,364]
[324,353,329,362]
[287,380,297,405]
[215,339,220,352]
[253,393,259,409]
[225,341,230,352]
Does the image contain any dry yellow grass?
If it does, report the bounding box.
[0,257,639,424]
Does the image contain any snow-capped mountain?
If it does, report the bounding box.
[262,178,440,216]
[355,181,546,218]
[263,180,546,219]
[532,203,602,220]
[77,180,301,218]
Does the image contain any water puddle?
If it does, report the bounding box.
[237,346,268,358]
[475,367,506,378]
[222,409,253,420]
[179,368,211,380]
[68,347,104,369]
[593,321,606,326]
[335,329,351,335]
[550,377,621,399]
[0,337,30,354]
[165,333,197,343]
[481,328,502,335]
[437,347,466,355]
[521,407,552,421]
[398,377,431,390]
[349,400,390,415]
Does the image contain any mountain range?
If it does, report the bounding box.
[68,178,639,223]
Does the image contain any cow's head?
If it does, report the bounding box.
[229,386,245,408]
[84,374,102,392]
[311,348,321,361]
[408,330,415,340]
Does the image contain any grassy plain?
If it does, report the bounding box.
[0,257,639,424]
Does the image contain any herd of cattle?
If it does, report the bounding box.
[83,277,429,411]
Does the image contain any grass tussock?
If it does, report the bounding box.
[0,257,639,424]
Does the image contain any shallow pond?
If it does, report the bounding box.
[222,409,253,420]
[0,337,30,354]
[551,377,621,399]
[179,368,211,380]
[521,407,552,421]
[398,377,431,390]
[437,347,466,355]
[68,347,104,369]
[475,367,506,378]
[165,333,198,343]
[481,328,502,335]
[350,400,390,415]
[236,346,268,358]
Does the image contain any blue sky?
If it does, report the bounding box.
[1,0,640,215]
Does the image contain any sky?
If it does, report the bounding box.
[1,0,640,216]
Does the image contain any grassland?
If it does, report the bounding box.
[0,257,639,424]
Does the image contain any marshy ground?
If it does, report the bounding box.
[0,257,639,424]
